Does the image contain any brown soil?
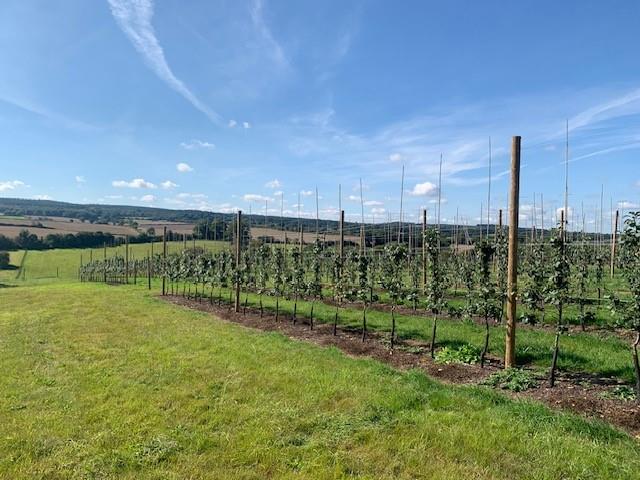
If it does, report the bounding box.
[162,295,640,439]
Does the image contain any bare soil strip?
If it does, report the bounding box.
[163,295,640,438]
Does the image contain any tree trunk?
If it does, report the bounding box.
[390,305,396,350]
[276,296,280,322]
[480,314,490,368]
[292,294,298,324]
[362,304,367,342]
[430,316,438,359]
[310,301,314,330]
[632,332,640,403]
[259,295,263,318]
[549,304,563,387]
[333,305,338,336]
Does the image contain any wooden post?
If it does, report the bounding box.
[103,242,107,283]
[299,225,304,256]
[162,226,167,295]
[234,211,242,313]
[125,236,129,284]
[505,136,521,369]
[611,209,619,277]
[147,254,151,290]
[339,210,345,263]
[422,209,427,292]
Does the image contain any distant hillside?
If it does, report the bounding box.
[0,197,346,232]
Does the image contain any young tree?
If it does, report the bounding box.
[305,240,323,329]
[290,248,305,324]
[380,244,406,349]
[355,250,372,341]
[571,239,593,330]
[547,229,570,387]
[610,211,640,401]
[424,229,447,358]
[255,245,270,318]
[272,247,285,321]
[521,241,545,324]
[474,241,500,367]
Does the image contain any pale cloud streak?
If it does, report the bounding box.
[112,178,156,189]
[108,0,222,124]
[180,139,215,150]
[0,180,26,192]
[249,0,289,68]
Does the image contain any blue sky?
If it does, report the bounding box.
[1,0,639,231]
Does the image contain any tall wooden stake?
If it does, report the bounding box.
[422,208,427,292]
[162,226,167,295]
[611,209,619,277]
[235,210,242,313]
[505,136,521,369]
[339,210,345,263]
[125,235,129,284]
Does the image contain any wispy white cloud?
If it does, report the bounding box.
[569,87,640,132]
[160,180,178,189]
[243,121,251,129]
[618,201,639,209]
[300,190,313,197]
[0,180,26,192]
[112,178,157,189]
[176,162,193,173]
[180,139,215,150]
[228,119,237,128]
[75,175,86,183]
[108,0,222,124]
[140,194,156,203]
[409,181,438,197]
[265,179,282,189]
[0,95,98,132]
[32,194,53,200]
[243,193,272,202]
[249,0,289,68]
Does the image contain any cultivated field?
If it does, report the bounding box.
[0,215,139,238]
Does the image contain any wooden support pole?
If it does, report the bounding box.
[103,242,107,283]
[234,210,242,313]
[162,226,167,295]
[611,209,619,277]
[422,208,427,292]
[125,235,129,284]
[147,254,151,290]
[339,210,345,263]
[505,136,521,369]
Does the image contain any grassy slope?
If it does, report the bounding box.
[2,246,636,383]
[1,283,639,479]
[194,288,637,383]
[0,240,227,284]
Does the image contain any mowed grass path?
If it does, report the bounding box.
[1,283,639,479]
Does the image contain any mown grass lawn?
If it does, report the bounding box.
[1,283,639,479]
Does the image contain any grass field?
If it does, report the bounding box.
[200,287,638,383]
[1,282,639,479]
[0,240,228,285]
[2,245,636,384]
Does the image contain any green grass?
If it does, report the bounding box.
[1,282,639,479]
[209,288,638,383]
[3,245,636,383]
[0,240,228,285]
